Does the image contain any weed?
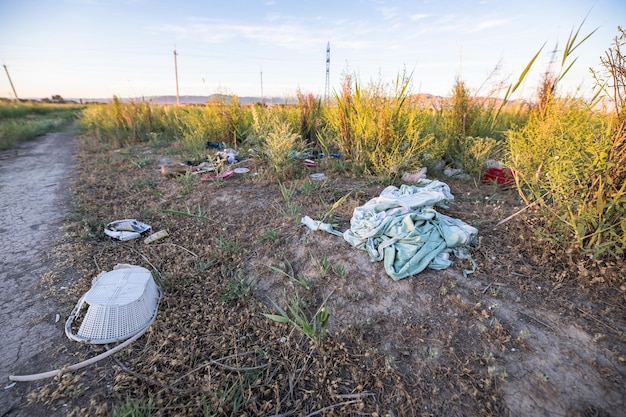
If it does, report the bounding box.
[333,263,346,279]
[252,108,305,179]
[130,179,156,191]
[163,205,208,221]
[269,259,312,290]
[113,396,154,417]
[263,291,331,344]
[175,172,196,197]
[320,191,352,224]
[217,236,240,253]
[219,270,253,302]
[274,181,301,219]
[257,228,280,244]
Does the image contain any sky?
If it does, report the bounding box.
[0,0,624,101]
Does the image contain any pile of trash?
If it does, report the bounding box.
[302,179,478,280]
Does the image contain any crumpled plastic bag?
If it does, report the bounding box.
[104,219,151,241]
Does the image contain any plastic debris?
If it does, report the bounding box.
[483,167,515,186]
[200,170,235,181]
[144,230,169,244]
[104,219,151,241]
[206,141,224,149]
[401,167,428,183]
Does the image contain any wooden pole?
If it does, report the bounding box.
[3,64,19,101]
[173,48,180,105]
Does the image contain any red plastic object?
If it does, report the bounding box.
[200,170,235,181]
[483,167,515,186]
[304,159,317,167]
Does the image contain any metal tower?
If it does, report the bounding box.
[324,42,330,104]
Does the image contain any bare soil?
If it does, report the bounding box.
[2,127,625,416]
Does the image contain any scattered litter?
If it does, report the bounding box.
[304,159,318,167]
[216,149,238,164]
[301,215,343,237]
[234,167,250,174]
[194,161,215,173]
[206,141,224,149]
[144,229,169,244]
[302,180,478,280]
[104,219,151,241]
[161,164,192,177]
[9,265,162,382]
[4,382,16,390]
[443,168,470,180]
[200,170,235,181]
[310,173,326,181]
[65,264,161,344]
[401,167,427,183]
[485,159,503,169]
[330,153,342,158]
[55,313,60,323]
[483,167,515,186]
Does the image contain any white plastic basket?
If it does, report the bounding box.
[65,264,161,344]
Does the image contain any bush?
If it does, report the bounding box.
[507,26,626,259]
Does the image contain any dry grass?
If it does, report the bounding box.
[22,134,626,417]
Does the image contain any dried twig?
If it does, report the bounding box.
[112,355,199,394]
[305,399,362,417]
[482,282,506,294]
[165,242,198,257]
[576,307,623,336]
[516,309,554,331]
[494,201,537,227]
[124,245,161,276]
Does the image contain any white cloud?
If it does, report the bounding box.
[472,18,511,32]
[409,13,431,21]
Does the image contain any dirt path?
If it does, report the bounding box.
[0,127,76,416]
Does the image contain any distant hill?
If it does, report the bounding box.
[140,95,297,105]
[74,93,531,108]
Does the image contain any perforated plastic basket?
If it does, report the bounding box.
[65,264,161,344]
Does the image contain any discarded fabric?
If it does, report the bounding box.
[302,180,478,280]
[104,219,151,241]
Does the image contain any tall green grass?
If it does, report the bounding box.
[79,97,177,148]
[321,71,439,177]
[507,24,625,259]
[0,102,83,150]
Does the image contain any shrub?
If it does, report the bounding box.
[507,26,625,259]
[251,107,306,180]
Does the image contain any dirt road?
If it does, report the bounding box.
[0,127,76,416]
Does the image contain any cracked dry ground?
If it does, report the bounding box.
[2,128,625,416]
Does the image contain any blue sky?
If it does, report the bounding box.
[0,0,623,100]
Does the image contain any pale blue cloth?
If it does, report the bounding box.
[302,180,478,280]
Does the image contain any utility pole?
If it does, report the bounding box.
[325,42,330,104]
[3,64,19,101]
[173,47,180,105]
[260,69,264,105]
